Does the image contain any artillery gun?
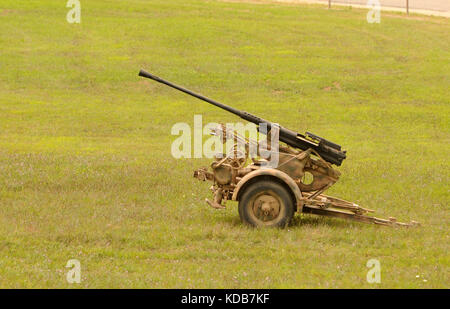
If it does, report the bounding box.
[139,69,419,228]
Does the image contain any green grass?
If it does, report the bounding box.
[0,0,449,288]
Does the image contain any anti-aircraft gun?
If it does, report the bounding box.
[139,69,419,228]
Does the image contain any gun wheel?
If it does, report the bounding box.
[238,180,294,228]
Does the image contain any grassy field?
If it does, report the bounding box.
[0,0,449,288]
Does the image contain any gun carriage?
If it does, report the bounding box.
[139,69,419,228]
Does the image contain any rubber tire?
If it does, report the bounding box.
[238,180,295,228]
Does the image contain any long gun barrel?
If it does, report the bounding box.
[138,69,346,166]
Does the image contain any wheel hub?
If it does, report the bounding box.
[252,194,281,222]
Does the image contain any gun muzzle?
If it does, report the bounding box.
[138,69,161,81]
